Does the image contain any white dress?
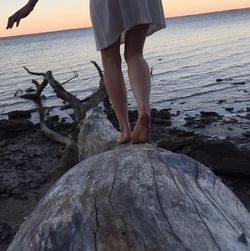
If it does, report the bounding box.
[90,0,166,51]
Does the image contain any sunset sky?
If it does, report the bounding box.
[1,0,250,37]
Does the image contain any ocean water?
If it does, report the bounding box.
[0,8,250,121]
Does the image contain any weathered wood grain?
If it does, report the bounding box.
[8,145,250,251]
[7,109,250,251]
[77,108,118,161]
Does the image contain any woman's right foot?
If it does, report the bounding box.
[131,112,151,144]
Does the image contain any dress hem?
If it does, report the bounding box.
[96,20,166,51]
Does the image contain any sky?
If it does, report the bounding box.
[1,0,250,37]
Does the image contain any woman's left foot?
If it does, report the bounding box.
[117,129,131,144]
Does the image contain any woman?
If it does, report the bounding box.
[7,0,166,144]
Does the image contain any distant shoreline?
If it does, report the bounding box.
[1,7,249,40]
[167,6,250,20]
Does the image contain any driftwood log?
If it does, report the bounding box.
[8,108,250,251]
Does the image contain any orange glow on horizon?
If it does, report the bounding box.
[165,0,250,18]
[1,0,250,37]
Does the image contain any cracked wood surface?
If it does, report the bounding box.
[7,109,250,251]
[8,144,250,251]
[77,108,119,161]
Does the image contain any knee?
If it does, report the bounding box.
[101,51,122,69]
[124,48,143,64]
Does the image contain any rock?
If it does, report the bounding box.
[216,78,223,82]
[200,111,219,117]
[157,109,171,120]
[225,107,234,112]
[8,110,31,120]
[172,111,181,117]
[217,100,226,104]
[184,116,196,126]
[152,118,171,126]
[46,115,60,122]
[216,78,232,82]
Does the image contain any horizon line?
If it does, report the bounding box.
[1,7,249,40]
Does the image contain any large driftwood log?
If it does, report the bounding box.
[8,109,250,251]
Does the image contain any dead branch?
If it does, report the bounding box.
[20,78,48,100]
[61,71,79,85]
[24,68,83,122]
[90,60,111,110]
[90,60,103,78]
[23,66,46,77]
[37,100,78,171]
[21,61,108,174]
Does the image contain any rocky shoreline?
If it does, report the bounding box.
[0,106,250,250]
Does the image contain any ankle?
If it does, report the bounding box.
[138,107,150,117]
[119,123,131,132]
[138,109,151,118]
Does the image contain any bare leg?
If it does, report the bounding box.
[124,24,151,144]
[101,37,131,144]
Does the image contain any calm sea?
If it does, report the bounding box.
[0,8,250,122]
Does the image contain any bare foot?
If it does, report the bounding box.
[117,129,131,144]
[131,112,151,144]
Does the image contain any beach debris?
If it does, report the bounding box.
[61,71,78,86]
[183,111,223,128]
[25,87,36,93]
[216,78,232,82]
[200,111,219,117]
[19,62,108,173]
[217,99,226,104]
[225,107,234,112]
[8,110,31,120]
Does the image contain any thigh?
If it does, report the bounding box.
[124,24,149,54]
[101,36,121,63]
